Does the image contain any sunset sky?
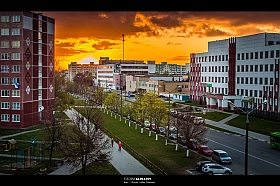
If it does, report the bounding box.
[35,11,280,70]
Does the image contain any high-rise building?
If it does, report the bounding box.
[0,11,55,128]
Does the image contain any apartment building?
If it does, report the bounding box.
[156,62,188,75]
[190,32,280,115]
[0,11,55,128]
[68,61,98,81]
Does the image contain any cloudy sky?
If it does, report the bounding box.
[35,11,280,70]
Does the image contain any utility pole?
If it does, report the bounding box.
[122,34,124,60]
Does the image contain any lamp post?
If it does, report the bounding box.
[228,99,267,175]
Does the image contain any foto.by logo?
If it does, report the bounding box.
[123,177,155,184]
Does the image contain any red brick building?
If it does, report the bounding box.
[0,11,55,128]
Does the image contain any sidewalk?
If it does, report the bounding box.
[48,108,153,175]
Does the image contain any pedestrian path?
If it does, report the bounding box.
[51,108,153,175]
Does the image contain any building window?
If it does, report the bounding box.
[250,52,253,59]
[254,90,258,97]
[1,65,9,72]
[11,53,20,60]
[1,41,9,48]
[259,90,262,97]
[250,65,253,72]
[245,89,248,96]
[11,28,20,35]
[11,41,20,48]
[265,51,269,58]
[1,90,10,97]
[1,16,9,22]
[237,54,240,60]
[12,102,20,110]
[38,32,42,40]
[12,65,20,73]
[260,51,263,59]
[260,65,263,72]
[254,77,258,84]
[264,78,268,85]
[1,53,9,60]
[250,77,253,84]
[12,114,20,122]
[1,114,9,122]
[265,64,268,71]
[1,77,9,85]
[270,64,274,71]
[259,78,263,84]
[12,90,20,97]
[255,52,258,59]
[254,65,258,72]
[271,50,274,58]
[1,28,9,36]
[12,15,20,22]
[241,77,244,84]
[276,50,280,58]
[1,102,9,109]
[270,78,273,85]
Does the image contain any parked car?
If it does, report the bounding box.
[195,160,213,172]
[201,163,232,175]
[212,150,232,164]
[169,132,178,140]
[188,139,200,150]
[196,145,213,156]
[157,127,166,135]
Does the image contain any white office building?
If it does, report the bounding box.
[190,32,280,115]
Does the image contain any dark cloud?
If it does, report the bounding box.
[40,11,280,41]
[91,40,118,50]
[166,42,181,45]
[56,41,75,47]
[149,15,183,28]
[169,55,189,61]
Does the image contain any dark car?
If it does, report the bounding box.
[188,139,200,150]
[195,160,213,172]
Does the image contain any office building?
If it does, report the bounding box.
[190,32,280,115]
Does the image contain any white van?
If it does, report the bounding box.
[212,150,232,164]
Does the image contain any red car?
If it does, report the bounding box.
[196,145,213,156]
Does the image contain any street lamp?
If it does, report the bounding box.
[228,99,267,175]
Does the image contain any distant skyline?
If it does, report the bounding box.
[36,11,280,70]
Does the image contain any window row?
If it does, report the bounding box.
[200,66,228,73]
[237,64,278,72]
[236,89,266,98]
[1,90,20,97]
[1,77,20,85]
[1,40,20,48]
[192,50,280,63]
[201,76,228,84]
[237,77,276,85]
[1,114,20,122]
[1,28,20,36]
[1,15,20,23]
[1,102,20,110]
[0,53,21,60]
[199,63,278,73]
[1,65,20,73]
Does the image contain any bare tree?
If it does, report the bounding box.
[171,109,208,149]
[59,107,112,175]
[41,109,65,162]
